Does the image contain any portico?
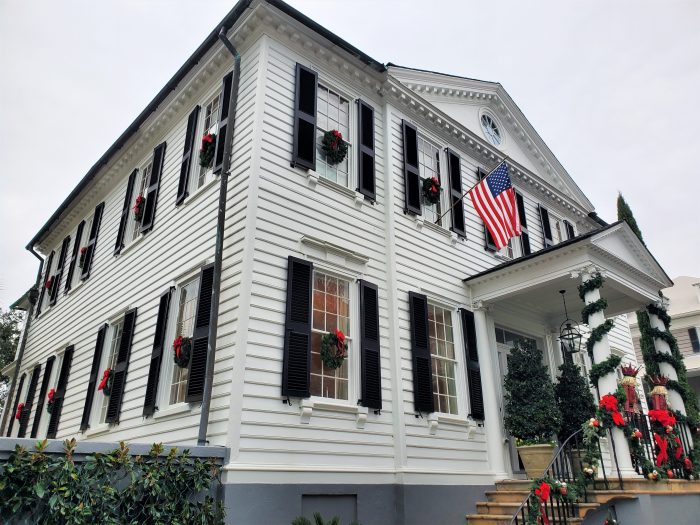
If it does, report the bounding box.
[464,221,675,478]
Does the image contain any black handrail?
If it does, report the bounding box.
[508,426,622,525]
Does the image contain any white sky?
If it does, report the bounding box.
[1,0,699,309]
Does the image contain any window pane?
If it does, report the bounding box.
[315,85,352,187]
[428,304,458,414]
[169,278,200,405]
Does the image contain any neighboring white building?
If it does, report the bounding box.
[1,1,678,524]
[630,276,700,403]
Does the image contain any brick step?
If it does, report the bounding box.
[476,501,598,519]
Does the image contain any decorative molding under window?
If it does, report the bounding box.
[299,235,369,272]
[427,413,477,438]
[299,398,368,428]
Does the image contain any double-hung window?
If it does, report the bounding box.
[36,355,61,438]
[316,84,352,187]
[428,303,458,415]
[123,162,151,247]
[549,213,565,245]
[418,137,442,225]
[310,271,352,400]
[93,319,124,425]
[69,213,92,290]
[190,92,220,195]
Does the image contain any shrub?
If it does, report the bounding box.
[555,359,595,442]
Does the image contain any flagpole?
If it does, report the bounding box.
[434,155,511,225]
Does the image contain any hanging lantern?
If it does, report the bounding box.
[558,290,582,357]
[649,375,669,411]
[620,363,640,413]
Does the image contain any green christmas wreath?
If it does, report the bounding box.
[422,176,441,204]
[199,133,216,168]
[173,336,192,369]
[320,329,348,370]
[321,130,348,165]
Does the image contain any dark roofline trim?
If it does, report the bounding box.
[463,220,672,286]
[27,0,386,251]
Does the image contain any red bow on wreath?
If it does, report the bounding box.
[330,130,343,150]
[133,194,144,213]
[98,368,111,391]
[430,177,439,195]
[600,394,625,426]
[533,481,551,525]
[173,336,184,359]
[15,403,24,420]
[47,388,56,402]
[334,328,347,357]
[201,133,215,150]
[654,433,669,467]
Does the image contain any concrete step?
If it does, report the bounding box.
[485,490,530,503]
[466,513,582,525]
[494,479,533,492]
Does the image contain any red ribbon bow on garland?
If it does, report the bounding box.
[674,436,683,460]
[173,336,184,359]
[654,433,669,467]
[599,394,625,426]
[649,409,676,428]
[98,368,111,391]
[533,481,551,525]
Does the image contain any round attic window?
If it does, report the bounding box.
[480,113,502,146]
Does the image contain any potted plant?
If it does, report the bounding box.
[555,358,595,476]
[503,339,562,478]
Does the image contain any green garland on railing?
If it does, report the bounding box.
[581,298,608,325]
[577,273,604,301]
[589,354,622,388]
[585,319,615,358]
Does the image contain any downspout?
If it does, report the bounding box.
[0,248,42,435]
[197,27,240,446]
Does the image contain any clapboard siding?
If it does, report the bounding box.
[16,38,263,445]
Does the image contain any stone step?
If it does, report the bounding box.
[476,501,598,519]
[466,513,582,525]
[495,480,532,492]
[485,490,531,503]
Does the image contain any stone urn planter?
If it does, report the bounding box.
[517,443,556,479]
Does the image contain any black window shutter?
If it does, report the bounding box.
[115,169,138,254]
[446,149,466,237]
[460,309,484,420]
[31,356,55,438]
[80,324,107,431]
[515,192,531,256]
[105,310,137,424]
[359,280,382,409]
[689,328,700,352]
[357,100,376,201]
[47,346,74,439]
[144,288,174,416]
[409,292,434,413]
[291,63,318,170]
[49,236,71,305]
[186,264,215,403]
[213,73,234,175]
[478,168,498,251]
[281,256,313,398]
[6,374,25,436]
[64,220,85,295]
[35,250,55,317]
[140,143,167,234]
[402,120,421,215]
[177,106,201,204]
[563,220,575,240]
[18,365,41,438]
[81,202,105,280]
[538,205,554,248]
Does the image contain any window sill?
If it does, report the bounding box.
[179,177,219,208]
[153,402,196,420]
[427,413,477,438]
[84,423,111,438]
[117,233,145,257]
[307,171,365,209]
[299,398,369,428]
[64,278,85,297]
[415,216,459,245]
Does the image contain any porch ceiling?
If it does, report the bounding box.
[463,222,673,325]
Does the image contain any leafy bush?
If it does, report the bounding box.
[503,339,561,444]
[292,513,361,525]
[555,359,595,442]
[0,439,224,525]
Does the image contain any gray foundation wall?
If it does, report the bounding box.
[224,483,493,525]
[583,493,700,525]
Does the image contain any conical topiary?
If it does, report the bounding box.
[503,339,561,443]
[555,359,595,442]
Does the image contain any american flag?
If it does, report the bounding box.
[468,162,521,250]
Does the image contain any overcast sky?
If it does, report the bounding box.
[1,0,699,309]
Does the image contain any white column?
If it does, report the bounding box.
[473,306,508,480]
[647,311,687,415]
[581,272,635,476]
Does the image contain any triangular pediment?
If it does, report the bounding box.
[388,65,593,211]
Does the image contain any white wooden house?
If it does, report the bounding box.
[2,1,679,524]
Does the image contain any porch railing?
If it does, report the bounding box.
[625,412,694,479]
[508,427,623,525]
